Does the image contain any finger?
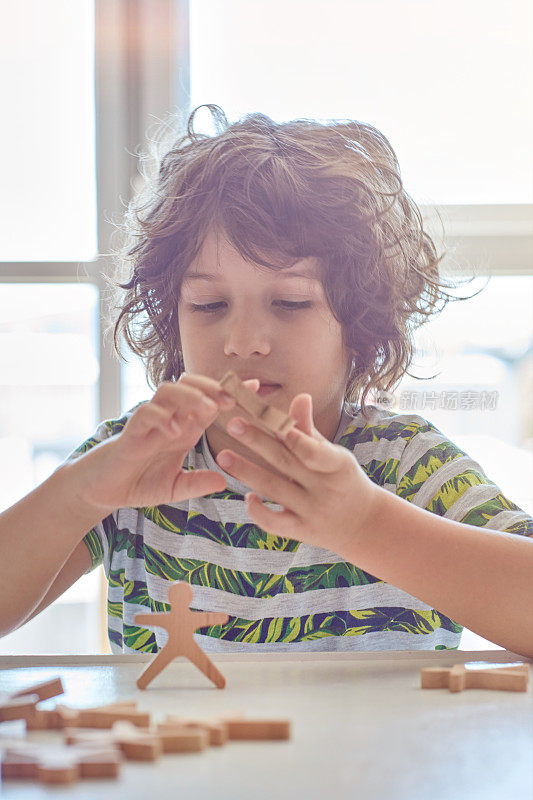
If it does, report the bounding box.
[125,399,219,463]
[179,372,260,408]
[153,382,224,428]
[155,376,259,423]
[179,373,236,409]
[130,379,260,451]
[278,425,347,474]
[288,393,314,436]
[154,380,215,412]
[125,402,182,442]
[244,492,301,539]
[227,404,345,482]
[225,416,314,489]
[215,448,309,517]
[175,468,227,499]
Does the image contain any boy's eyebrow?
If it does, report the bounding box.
[183,271,318,283]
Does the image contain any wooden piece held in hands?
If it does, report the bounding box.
[219,371,296,437]
[134,582,229,690]
[421,661,529,692]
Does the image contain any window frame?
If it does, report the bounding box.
[0,0,530,654]
[0,0,190,421]
[0,0,188,653]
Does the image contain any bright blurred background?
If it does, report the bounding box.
[0,0,531,654]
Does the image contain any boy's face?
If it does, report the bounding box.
[177,228,352,462]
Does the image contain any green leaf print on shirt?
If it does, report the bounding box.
[144,548,380,597]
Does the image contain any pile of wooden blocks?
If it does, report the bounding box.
[0,678,290,785]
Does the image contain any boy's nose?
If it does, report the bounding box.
[223,320,272,359]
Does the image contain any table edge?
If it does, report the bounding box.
[0,649,530,668]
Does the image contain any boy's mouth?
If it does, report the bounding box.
[257,383,281,396]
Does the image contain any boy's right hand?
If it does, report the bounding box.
[69,374,259,514]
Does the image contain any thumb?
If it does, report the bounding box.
[175,469,227,501]
[288,393,317,437]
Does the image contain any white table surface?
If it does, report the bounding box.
[0,650,531,800]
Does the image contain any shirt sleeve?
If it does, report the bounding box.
[62,410,137,573]
[394,415,533,538]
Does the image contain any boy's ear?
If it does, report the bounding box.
[177,346,185,374]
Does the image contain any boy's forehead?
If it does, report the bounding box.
[184,230,321,283]
[182,264,320,284]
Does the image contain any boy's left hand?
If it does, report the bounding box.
[216,393,381,557]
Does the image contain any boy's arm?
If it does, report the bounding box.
[0,374,245,638]
[0,461,108,637]
[219,400,533,656]
[340,489,533,658]
[21,539,93,626]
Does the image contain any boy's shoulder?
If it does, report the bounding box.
[66,401,147,461]
[337,402,441,449]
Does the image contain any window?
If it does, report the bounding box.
[190,0,533,204]
[0,0,178,654]
[1,0,530,654]
[0,0,96,261]
[189,1,532,651]
[394,276,533,520]
[122,354,152,416]
[393,274,533,651]
[0,0,100,655]
[0,284,101,654]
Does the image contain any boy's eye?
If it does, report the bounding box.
[190,301,312,314]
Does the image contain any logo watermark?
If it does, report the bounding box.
[373,389,499,411]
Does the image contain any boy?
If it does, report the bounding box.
[1,106,532,656]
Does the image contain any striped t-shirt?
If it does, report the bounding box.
[69,400,533,654]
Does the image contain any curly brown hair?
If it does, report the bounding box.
[111,104,473,416]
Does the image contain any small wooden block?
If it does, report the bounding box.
[75,701,151,729]
[65,721,161,761]
[12,677,64,703]
[220,716,291,740]
[66,720,207,756]
[25,708,57,731]
[219,371,296,437]
[421,661,529,692]
[0,693,40,723]
[159,715,227,746]
[25,704,79,731]
[26,700,146,730]
[154,723,209,753]
[0,677,63,724]
[1,741,121,784]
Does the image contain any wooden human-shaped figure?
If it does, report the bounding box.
[134,583,229,690]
